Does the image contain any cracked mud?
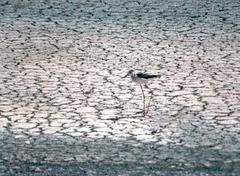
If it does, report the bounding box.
[0,0,240,175]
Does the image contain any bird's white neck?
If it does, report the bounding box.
[130,72,136,79]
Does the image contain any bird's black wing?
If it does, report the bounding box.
[136,73,158,79]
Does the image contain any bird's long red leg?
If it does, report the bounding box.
[140,84,146,116]
[145,85,153,116]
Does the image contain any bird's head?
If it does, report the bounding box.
[123,69,135,78]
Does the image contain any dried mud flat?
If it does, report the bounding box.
[0,0,240,175]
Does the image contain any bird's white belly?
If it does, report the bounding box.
[132,77,148,84]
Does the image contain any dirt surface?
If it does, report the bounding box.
[0,0,240,175]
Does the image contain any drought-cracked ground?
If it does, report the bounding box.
[0,0,240,175]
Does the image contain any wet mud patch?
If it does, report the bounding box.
[0,133,240,176]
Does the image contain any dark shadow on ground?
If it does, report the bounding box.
[0,132,240,176]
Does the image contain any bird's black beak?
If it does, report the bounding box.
[122,74,128,78]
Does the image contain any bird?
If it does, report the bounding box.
[123,69,159,116]
[123,69,159,84]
